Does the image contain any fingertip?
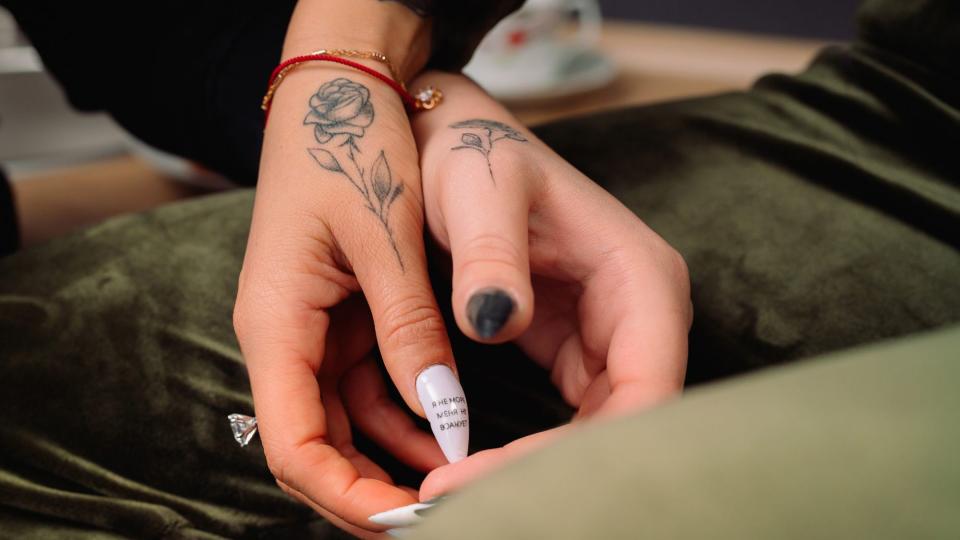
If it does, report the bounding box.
[419,447,499,500]
[419,464,456,502]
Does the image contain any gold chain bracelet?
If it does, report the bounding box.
[262,48,442,116]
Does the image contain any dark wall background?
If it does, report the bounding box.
[598,0,862,40]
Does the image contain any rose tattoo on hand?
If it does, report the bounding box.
[305,78,405,270]
[450,119,528,186]
[305,79,375,145]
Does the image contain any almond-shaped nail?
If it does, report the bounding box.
[369,501,434,527]
[467,288,516,339]
[416,364,469,463]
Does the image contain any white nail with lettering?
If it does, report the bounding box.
[416,364,469,463]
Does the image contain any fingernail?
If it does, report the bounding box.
[416,365,469,463]
[369,500,437,527]
[386,528,412,538]
[466,288,516,339]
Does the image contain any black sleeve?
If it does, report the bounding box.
[2,0,293,186]
[1,0,523,186]
[428,1,526,70]
[0,166,19,256]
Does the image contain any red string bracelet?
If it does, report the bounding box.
[262,53,442,126]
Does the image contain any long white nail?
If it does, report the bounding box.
[369,501,434,527]
[416,364,469,463]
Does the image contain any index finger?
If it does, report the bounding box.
[241,314,418,529]
[233,234,416,528]
[574,230,690,415]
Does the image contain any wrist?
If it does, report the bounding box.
[282,0,431,82]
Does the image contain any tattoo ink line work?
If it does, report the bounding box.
[378,0,433,17]
[305,78,406,271]
[450,119,528,186]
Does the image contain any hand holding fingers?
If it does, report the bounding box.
[405,71,692,501]
[235,66,468,532]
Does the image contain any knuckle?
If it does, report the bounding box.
[233,279,281,346]
[232,266,283,346]
[232,294,253,344]
[666,246,690,287]
[264,440,313,492]
[380,294,447,352]
[275,479,296,500]
[264,438,320,495]
[654,244,693,327]
[459,233,524,274]
[265,450,290,486]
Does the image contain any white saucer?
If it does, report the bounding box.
[465,44,617,102]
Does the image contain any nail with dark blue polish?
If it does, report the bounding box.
[466,288,516,339]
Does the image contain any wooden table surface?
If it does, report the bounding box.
[507,22,828,126]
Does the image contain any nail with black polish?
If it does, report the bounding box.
[466,288,516,339]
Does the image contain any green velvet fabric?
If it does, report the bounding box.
[0,190,569,538]
[539,46,959,384]
[1,0,958,536]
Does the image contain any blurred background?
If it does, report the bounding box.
[601,0,859,39]
[0,0,860,180]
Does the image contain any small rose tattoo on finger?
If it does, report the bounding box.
[450,119,528,186]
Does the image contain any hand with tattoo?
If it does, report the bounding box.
[232,2,464,537]
[236,71,456,536]
[409,72,693,500]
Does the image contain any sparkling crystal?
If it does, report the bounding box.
[416,87,436,101]
[228,413,258,447]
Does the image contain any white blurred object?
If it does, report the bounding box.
[0,7,20,48]
[0,6,128,167]
[464,0,616,101]
[126,138,234,190]
[0,62,129,165]
[0,6,233,186]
